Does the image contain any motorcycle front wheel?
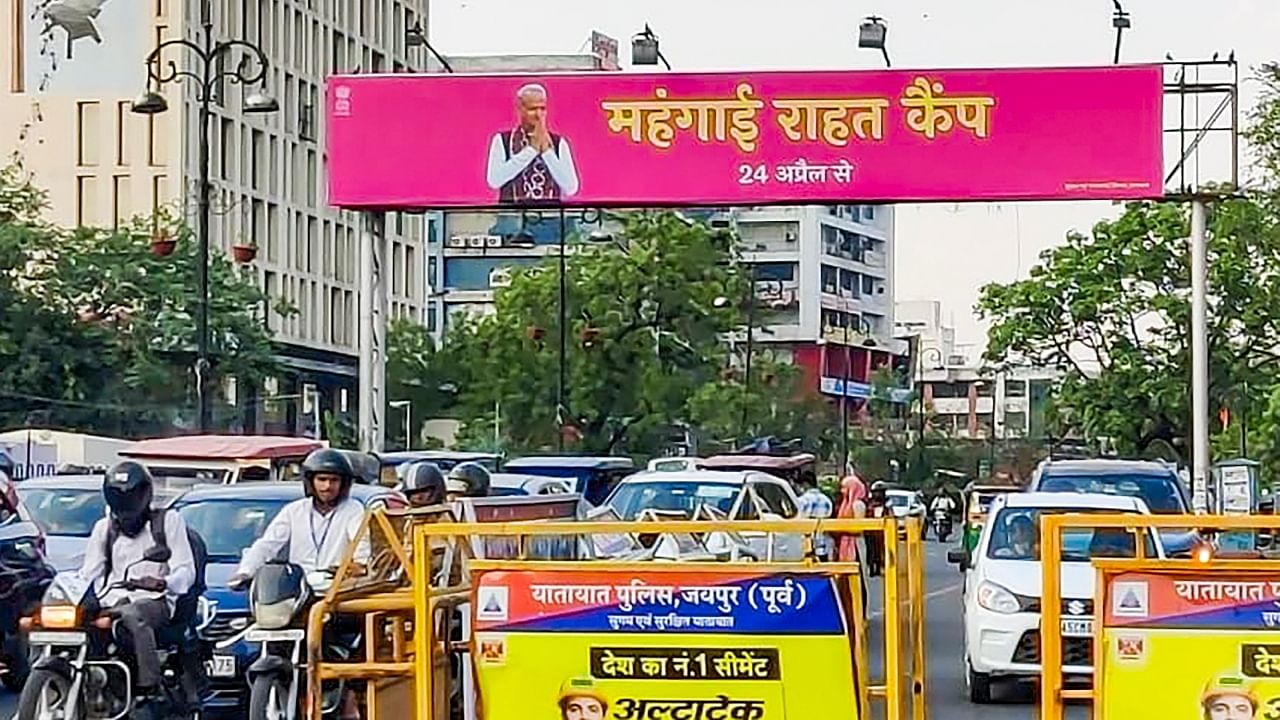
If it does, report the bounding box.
[17,666,79,720]
[250,675,292,720]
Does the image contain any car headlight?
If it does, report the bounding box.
[253,600,296,630]
[976,580,1023,614]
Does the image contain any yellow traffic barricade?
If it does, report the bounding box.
[1039,513,1280,720]
[408,516,928,720]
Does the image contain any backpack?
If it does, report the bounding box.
[104,508,208,625]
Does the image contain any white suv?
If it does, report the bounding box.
[949,491,1164,703]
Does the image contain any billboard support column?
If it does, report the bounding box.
[359,211,387,453]
[1190,198,1209,512]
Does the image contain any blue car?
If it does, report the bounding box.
[172,482,407,711]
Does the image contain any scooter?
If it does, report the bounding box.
[932,510,953,543]
[232,562,360,720]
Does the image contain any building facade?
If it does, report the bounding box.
[1,0,431,435]
[895,300,1058,440]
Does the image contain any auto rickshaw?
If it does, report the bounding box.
[960,481,1020,560]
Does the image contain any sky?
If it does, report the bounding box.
[431,0,1279,348]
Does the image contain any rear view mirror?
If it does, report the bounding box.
[947,548,968,568]
[144,546,172,564]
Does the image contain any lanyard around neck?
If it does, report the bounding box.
[309,507,337,557]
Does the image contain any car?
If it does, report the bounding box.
[377,450,503,486]
[1026,459,1197,555]
[950,491,1165,703]
[171,482,407,710]
[16,474,182,571]
[503,456,636,506]
[884,489,927,534]
[602,469,802,560]
[488,472,573,496]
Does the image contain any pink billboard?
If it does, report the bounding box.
[326,65,1163,209]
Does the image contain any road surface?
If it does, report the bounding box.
[0,540,1089,720]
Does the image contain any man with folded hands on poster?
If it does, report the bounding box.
[486,83,580,205]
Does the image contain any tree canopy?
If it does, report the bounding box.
[978,65,1280,471]
[0,163,287,436]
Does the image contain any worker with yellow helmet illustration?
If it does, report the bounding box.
[557,677,608,720]
[1201,675,1259,720]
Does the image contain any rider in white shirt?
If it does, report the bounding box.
[930,492,957,515]
[229,448,369,585]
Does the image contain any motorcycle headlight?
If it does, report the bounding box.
[254,599,296,630]
[976,580,1023,615]
[39,605,79,629]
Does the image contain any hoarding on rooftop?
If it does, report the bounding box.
[326,65,1164,209]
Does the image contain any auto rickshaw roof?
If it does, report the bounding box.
[122,435,325,461]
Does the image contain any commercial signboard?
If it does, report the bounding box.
[472,570,859,719]
[1100,571,1280,719]
[327,65,1163,209]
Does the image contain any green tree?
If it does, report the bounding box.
[0,164,288,436]
[978,66,1280,467]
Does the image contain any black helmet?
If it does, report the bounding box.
[301,448,356,505]
[104,461,154,537]
[446,462,491,498]
[403,462,446,506]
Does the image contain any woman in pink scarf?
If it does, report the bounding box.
[836,474,868,562]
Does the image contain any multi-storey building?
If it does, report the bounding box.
[895,300,1058,440]
[1,0,430,435]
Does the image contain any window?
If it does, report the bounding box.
[75,176,97,226]
[1005,411,1027,435]
[861,274,875,294]
[76,102,99,166]
[862,205,876,221]
[820,265,837,294]
[976,382,995,397]
[115,102,130,165]
[930,382,965,399]
[111,175,130,228]
[151,175,166,214]
[839,269,857,296]
[752,483,797,518]
[1005,380,1027,397]
[753,262,795,282]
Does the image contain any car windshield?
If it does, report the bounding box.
[19,488,105,537]
[176,498,290,562]
[886,494,911,507]
[607,482,741,520]
[147,466,232,491]
[1039,474,1186,513]
[986,507,1154,561]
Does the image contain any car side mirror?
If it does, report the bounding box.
[947,548,968,568]
[144,546,172,564]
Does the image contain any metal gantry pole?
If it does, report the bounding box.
[358,212,387,453]
[841,320,850,476]
[1190,199,1210,512]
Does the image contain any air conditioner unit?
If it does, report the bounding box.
[947,355,966,366]
[485,234,503,248]
[467,235,485,248]
[446,235,466,248]
[489,267,513,288]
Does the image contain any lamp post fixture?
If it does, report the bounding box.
[858,16,891,67]
[1111,0,1132,64]
[406,21,455,73]
[132,0,277,433]
[631,24,672,70]
[916,346,944,442]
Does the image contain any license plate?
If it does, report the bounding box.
[205,655,236,678]
[28,631,87,645]
[1061,619,1094,637]
[245,628,305,643]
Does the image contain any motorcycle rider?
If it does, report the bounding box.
[79,461,197,709]
[402,461,447,508]
[228,447,368,720]
[929,489,957,539]
[229,447,369,586]
[445,462,492,502]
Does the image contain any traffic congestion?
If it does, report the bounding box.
[0,434,1247,720]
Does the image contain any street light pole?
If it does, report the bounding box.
[840,319,850,477]
[131,0,277,433]
[558,208,568,452]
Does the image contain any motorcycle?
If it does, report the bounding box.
[932,510,953,543]
[17,546,214,720]
[234,562,361,720]
[0,519,56,692]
